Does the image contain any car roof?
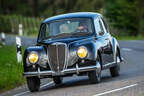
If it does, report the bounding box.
[43,12,101,23]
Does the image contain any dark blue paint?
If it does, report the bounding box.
[43,12,101,23]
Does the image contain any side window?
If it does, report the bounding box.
[45,24,50,37]
[102,19,109,32]
[40,24,46,39]
[94,18,104,36]
[99,18,108,33]
[101,18,109,33]
[99,20,105,34]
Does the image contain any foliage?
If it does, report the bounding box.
[114,35,144,40]
[0,0,104,17]
[0,0,33,16]
[0,15,12,32]
[0,0,144,37]
[0,0,104,36]
[0,46,25,92]
[104,0,144,36]
[36,0,104,17]
[0,15,43,36]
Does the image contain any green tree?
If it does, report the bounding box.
[104,0,144,36]
[39,0,104,17]
[0,0,33,16]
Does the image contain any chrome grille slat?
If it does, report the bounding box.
[47,43,67,72]
[58,45,66,70]
[48,45,58,72]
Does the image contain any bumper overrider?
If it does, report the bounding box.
[23,63,100,77]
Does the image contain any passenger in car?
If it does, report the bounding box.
[77,22,88,32]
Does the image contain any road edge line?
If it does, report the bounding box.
[93,83,138,96]
[13,81,54,96]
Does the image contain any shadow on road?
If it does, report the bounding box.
[39,75,115,92]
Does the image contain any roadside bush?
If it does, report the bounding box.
[0,15,43,37]
[0,15,12,33]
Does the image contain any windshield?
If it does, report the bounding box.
[38,18,93,41]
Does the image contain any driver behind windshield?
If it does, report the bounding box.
[39,18,93,40]
[76,22,88,32]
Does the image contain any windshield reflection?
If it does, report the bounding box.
[39,18,93,40]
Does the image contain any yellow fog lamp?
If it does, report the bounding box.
[28,52,39,64]
[77,46,87,58]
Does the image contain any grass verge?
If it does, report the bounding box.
[0,45,25,93]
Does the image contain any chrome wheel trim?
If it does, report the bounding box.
[117,56,120,63]
[96,61,101,81]
[116,55,120,71]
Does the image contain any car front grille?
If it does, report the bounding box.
[47,43,67,72]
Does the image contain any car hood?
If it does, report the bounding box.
[38,36,92,45]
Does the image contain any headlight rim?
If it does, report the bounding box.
[77,46,88,59]
[28,51,39,64]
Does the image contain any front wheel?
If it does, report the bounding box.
[88,54,101,84]
[110,52,120,77]
[26,76,40,92]
[53,77,63,85]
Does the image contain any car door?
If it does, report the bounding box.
[94,17,113,66]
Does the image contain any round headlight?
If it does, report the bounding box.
[28,52,39,64]
[77,46,87,58]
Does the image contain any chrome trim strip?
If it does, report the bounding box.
[64,44,69,70]
[47,46,53,71]
[102,61,121,69]
[38,67,40,78]
[23,65,98,77]
[23,71,55,77]
[103,62,115,68]
[76,64,79,74]
[56,44,60,72]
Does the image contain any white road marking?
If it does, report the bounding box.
[93,83,138,96]
[40,81,54,88]
[13,81,54,96]
[13,91,29,96]
[121,48,133,51]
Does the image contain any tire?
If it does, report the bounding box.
[26,76,40,92]
[53,77,63,85]
[88,54,101,84]
[110,51,120,77]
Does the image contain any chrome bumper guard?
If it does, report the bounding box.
[23,65,98,77]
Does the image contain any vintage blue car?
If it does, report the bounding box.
[23,12,123,92]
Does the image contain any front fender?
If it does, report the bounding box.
[23,46,48,71]
[68,38,101,66]
[111,37,120,62]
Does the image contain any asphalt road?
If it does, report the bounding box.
[0,34,37,46]
[1,37,144,96]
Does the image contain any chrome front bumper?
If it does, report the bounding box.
[23,65,99,77]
